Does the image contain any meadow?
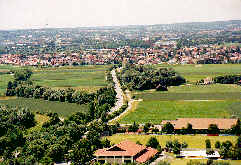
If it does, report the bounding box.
[0,65,109,95]
[118,64,241,124]
[0,97,88,118]
[157,64,241,83]
[106,134,238,149]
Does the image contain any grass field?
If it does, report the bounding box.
[118,64,241,124]
[106,134,238,149]
[119,100,241,124]
[0,74,13,96]
[120,84,241,124]
[0,97,88,118]
[32,65,108,91]
[0,65,109,95]
[157,64,241,83]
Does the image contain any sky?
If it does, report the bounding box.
[0,0,241,30]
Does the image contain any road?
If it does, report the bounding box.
[109,69,124,113]
[108,68,142,123]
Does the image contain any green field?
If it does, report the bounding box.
[0,74,13,96]
[119,100,241,124]
[0,65,109,95]
[118,64,241,124]
[157,64,241,83]
[107,134,238,149]
[0,97,88,117]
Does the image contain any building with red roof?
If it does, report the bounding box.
[94,140,158,164]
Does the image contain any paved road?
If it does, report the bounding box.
[108,69,143,123]
[109,69,124,113]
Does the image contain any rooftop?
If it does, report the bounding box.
[161,118,238,130]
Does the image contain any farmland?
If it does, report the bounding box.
[118,64,241,124]
[0,65,108,95]
[0,97,88,118]
[157,64,241,83]
[107,134,238,149]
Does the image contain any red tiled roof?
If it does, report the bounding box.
[161,118,238,130]
[135,147,158,163]
[95,140,158,163]
[95,140,146,156]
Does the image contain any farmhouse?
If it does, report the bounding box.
[94,140,158,164]
[161,118,238,130]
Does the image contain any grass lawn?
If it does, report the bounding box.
[0,97,88,118]
[106,134,238,149]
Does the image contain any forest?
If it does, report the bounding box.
[117,64,186,91]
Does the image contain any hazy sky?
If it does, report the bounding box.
[1,0,241,29]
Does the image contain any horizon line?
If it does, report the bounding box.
[1,19,241,31]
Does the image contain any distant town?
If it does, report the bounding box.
[0,20,241,66]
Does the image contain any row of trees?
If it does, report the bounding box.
[6,68,118,123]
[213,75,241,84]
[124,120,240,135]
[162,121,240,135]
[118,64,186,91]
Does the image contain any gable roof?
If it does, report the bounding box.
[135,147,158,163]
[95,140,146,156]
[95,140,158,163]
[161,118,238,130]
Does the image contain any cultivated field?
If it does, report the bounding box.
[0,65,108,95]
[0,97,88,118]
[158,64,241,83]
[118,64,241,124]
[107,134,238,149]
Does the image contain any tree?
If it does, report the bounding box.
[172,140,181,155]
[208,124,219,134]
[165,141,173,152]
[67,139,93,165]
[146,137,160,149]
[128,122,139,132]
[215,141,221,149]
[101,139,111,148]
[186,123,194,134]
[152,127,159,134]
[230,118,241,135]
[143,123,151,133]
[162,122,174,134]
[205,139,211,149]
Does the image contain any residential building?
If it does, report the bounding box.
[95,140,158,164]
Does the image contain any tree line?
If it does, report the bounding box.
[123,120,240,136]
[5,68,118,122]
[213,75,241,84]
